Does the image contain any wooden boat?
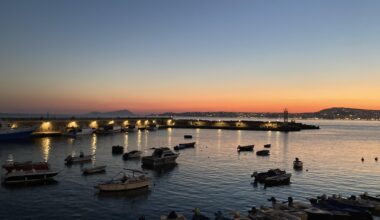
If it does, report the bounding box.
[142,147,179,167]
[252,169,288,185]
[237,144,254,151]
[82,165,106,175]
[95,169,150,192]
[293,158,303,169]
[123,150,142,160]
[65,152,93,164]
[256,149,270,156]
[184,135,193,139]
[160,211,187,220]
[112,145,124,154]
[2,169,59,184]
[174,142,196,150]
[264,144,271,148]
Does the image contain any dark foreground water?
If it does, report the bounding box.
[0,120,379,219]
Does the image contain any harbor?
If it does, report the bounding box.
[0,119,378,219]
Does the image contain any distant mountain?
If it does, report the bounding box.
[313,107,380,120]
[82,109,135,118]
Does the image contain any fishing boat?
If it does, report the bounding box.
[95,169,150,192]
[293,158,303,170]
[123,150,142,160]
[142,147,179,167]
[256,149,270,156]
[82,165,106,175]
[237,144,254,152]
[64,152,93,164]
[112,145,124,154]
[264,144,271,148]
[0,122,37,141]
[174,142,196,150]
[184,135,193,139]
[2,169,59,184]
[252,169,291,186]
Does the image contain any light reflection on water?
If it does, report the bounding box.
[0,120,379,219]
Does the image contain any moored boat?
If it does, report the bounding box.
[82,165,106,175]
[360,192,380,203]
[65,152,93,164]
[256,149,270,156]
[237,144,254,152]
[0,122,37,141]
[160,211,187,220]
[112,145,124,154]
[264,144,271,148]
[142,147,179,167]
[174,142,196,150]
[252,169,290,186]
[64,127,94,137]
[293,158,303,170]
[95,169,150,192]
[123,150,142,160]
[2,155,50,173]
[2,169,59,184]
[184,135,193,139]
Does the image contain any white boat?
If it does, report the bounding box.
[2,169,59,184]
[95,169,150,192]
[142,147,179,167]
[65,152,93,164]
[64,127,94,137]
[82,165,106,175]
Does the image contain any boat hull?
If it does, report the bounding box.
[83,166,106,175]
[97,179,149,192]
[2,170,59,184]
[0,129,35,141]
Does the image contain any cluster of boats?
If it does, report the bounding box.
[237,144,271,156]
[155,193,380,220]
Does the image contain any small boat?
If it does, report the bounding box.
[160,211,187,220]
[142,147,179,167]
[361,192,380,202]
[123,150,142,160]
[65,152,93,164]
[147,124,158,131]
[127,125,137,132]
[174,142,196,150]
[112,145,124,154]
[64,127,94,137]
[248,207,302,220]
[95,169,150,192]
[184,135,193,139]
[256,149,270,156]
[252,169,290,186]
[237,144,254,152]
[2,155,50,173]
[264,144,271,148]
[2,169,59,184]
[95,125,121,134]
[293,158,303,170]
[82,165,106,175]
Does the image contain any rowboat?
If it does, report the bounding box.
[123,150,142,160]
[237,144,254,151]
[184,135,193,139]
[264,144,271,148]
[256,150,270,156]
[174,142,196,150]
[95,169,150,192]
[112,145,124,154]
[82,165,106,175]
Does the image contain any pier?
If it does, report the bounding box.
[1,116,319,138]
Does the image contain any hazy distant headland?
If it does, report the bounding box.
[1,107,380,120]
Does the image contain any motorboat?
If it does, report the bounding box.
[123,150,142,160]
[0,122,37,141]
[64,127,94,137]
[252,169,291,186]
[174,142,196,150]
[256,150,270,156]
[112,145,124,154]
[161,211,187,220]
[147,124,158,131]
[2,169,59,184]
[65,152,93,164]
[2,161,49,173]
[95,169,150,192]
[237,144,254,152]
[264,144,271,148]
[142,147,179,167]
[82,165,106,175]
[293,158,303,170]
[95,124,121,134]
[184,135,193,139]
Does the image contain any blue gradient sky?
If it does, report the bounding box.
[1,0,380,113]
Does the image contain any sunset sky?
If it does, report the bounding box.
[1,0,380,114]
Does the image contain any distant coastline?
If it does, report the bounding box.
[1,107,380,121]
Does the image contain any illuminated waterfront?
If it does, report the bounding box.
[0,120,379,219]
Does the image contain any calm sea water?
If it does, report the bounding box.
[0,120,379,219]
